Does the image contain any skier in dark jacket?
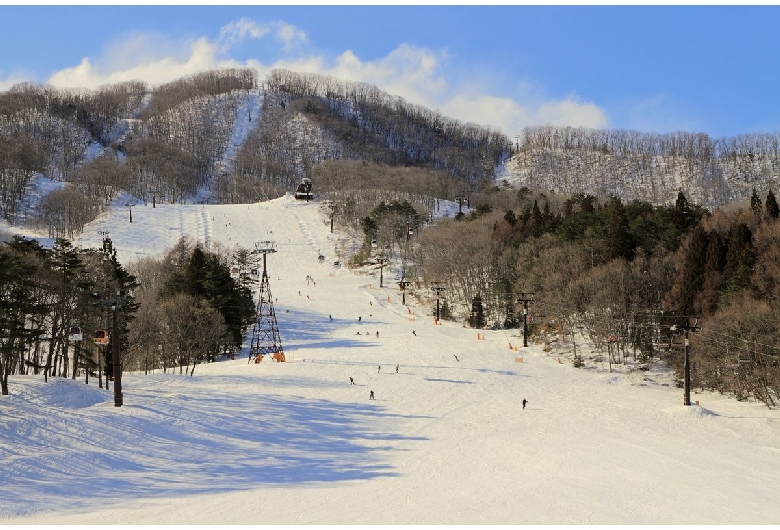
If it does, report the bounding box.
[369,390,375,400]
[522,398,528,410]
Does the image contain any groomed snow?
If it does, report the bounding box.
[2,194,779,524]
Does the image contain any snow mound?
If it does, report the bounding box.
[662,402,719,418]
[17,378,110,410]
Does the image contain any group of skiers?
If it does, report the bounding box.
[308,276,532,409]
[348,363,401,401]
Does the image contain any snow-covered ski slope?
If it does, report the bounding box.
[2,195,780,524]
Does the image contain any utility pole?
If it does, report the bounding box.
[329,202,336,233]
[111,291,124,407]
[377,254,387,288]
[516,292,535,348]
[95,234,126,407]
[430,281,446,321]
[668,316,701,406]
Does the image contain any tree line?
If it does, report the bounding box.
[407,184,779,406]
[512,125,780,210]
[0,234,255,395]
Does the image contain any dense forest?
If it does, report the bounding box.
[409,186,780,407]
[0,233,255,395]
[1,67,779,406]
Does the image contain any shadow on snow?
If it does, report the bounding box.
[0,374,427,518]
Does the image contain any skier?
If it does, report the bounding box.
[376,331,379,338]
[349,377,355,385]
[412,330,416,336]
[358,316,362,323]
[454,355,459,362]
[522,398,528,410]
[329,315,333,321]
[395,364,399,373]
[369,390,375,400]
[378,365,381,373]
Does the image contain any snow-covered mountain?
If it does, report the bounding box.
[1,195,778,524]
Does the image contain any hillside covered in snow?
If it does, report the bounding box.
[2,195,779,524]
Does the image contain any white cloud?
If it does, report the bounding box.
[218,18,306,52]
[48,37,220,89]
[39,17,609,135]
[219,17,271,45]
[0,70,34,92]
[275,22,307,52]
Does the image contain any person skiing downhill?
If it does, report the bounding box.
[350,377,355,385]
[522,398,528,410]
[369,390,375,400]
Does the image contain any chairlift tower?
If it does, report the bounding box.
[516,292,535,348]
[665,315,701,406]
[249,241,284,362]
[397,277,412,305]
[430,281,446,321]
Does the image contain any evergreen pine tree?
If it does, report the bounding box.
[723,223,755,295]
[674,191,691,231]
[695,231,725,316]
[184,246,208,298]
[605,197,635,262]
[750,188,762,216]
[765,189,779,219]
[664,224,708,315]
[530,200,543,237]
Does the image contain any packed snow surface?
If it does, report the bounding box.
[2,194,779,524]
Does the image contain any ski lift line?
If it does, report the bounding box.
[673,331,778,367]
[696,326,780,352]
[695,329,780,357]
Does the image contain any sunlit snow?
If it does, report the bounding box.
[1,194,778,524]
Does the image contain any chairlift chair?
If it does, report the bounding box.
[93,329,109,346]
[69,326,83,342]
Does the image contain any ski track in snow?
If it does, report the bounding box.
[1,195,779,524]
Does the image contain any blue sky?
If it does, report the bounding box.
[1,5,779,139]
